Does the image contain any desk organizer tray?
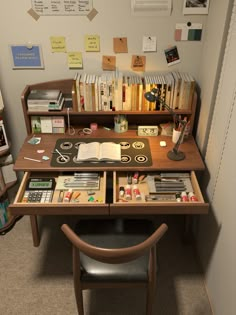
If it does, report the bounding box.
[50,138,152,168]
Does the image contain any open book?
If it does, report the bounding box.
[77,142,121,162]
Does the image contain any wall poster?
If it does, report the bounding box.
[31,0,93,16]
[10,45,44,69]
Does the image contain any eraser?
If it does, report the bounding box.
[160,141,167,147]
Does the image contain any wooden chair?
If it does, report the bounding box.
[61,219,168,315]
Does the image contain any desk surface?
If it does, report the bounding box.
[14,130,205,172]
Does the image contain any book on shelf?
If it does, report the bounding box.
[113,71,123,111]
[171,71,182,109]
[74,73,81,111]
[77,142,121,162]
[28,89,61,104]
[122,75,132,111]
[164,72,174,108]
[27,89,64,111]
[185,73,196,110]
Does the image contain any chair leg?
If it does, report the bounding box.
[146,282,156,315]
[146,247,157,315]
[74,283,84,315]
[73,246,84,315]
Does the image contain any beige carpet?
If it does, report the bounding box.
[0,215,212,315]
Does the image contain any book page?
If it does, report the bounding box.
[100,142,121,161]
[77,142,100,161]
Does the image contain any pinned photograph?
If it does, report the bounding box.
[183,0,210,15]
[164,46,180,66]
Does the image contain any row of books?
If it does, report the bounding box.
[73,71,196,112]
[31,116,65,134]
[27,89,65,112]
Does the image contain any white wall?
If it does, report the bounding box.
[0,0,207,158]
[196,0,232,155]
[196,1,236,314]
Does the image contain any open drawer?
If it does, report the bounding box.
[110,171,209,215]
[9,171,109,216]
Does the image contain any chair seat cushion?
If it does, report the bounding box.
[74,219,157,283]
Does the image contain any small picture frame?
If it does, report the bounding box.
[164,46,180,66]
[10,44,44,69]
[183,0,210,15]
[0,122,9,152]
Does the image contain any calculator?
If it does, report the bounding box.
[22,178,56,203]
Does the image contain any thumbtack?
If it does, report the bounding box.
[26,42,33,49]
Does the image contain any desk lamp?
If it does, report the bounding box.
[144,88,187,161]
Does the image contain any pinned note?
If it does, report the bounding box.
[113,37,128,53]
[50,36,66,53]
[85,35,100,52]
[67,52,83,68]
[142,36,157,52]
[102,56,116,71]
[131,55,146,71]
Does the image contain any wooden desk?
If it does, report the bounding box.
[14,130,205,172]
[10,130,208,246]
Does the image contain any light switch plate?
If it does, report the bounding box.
[138,126,158,136]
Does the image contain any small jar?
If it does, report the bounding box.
[188,192,198,202]
[133,185,142,200]
[176,193,181,202]
[125,185,132,200]
[181,191,189,202]
[119,186,125,198]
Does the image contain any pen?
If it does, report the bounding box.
[55,149,67,162]
[24,157,41,163]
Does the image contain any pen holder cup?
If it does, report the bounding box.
[114,120,128,133]
[172,129,184,144]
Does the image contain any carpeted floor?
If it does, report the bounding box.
[0,215,212,315]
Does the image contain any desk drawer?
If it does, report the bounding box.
[9,171,109,215]
[111,171,209,215]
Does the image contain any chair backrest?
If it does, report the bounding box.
[61,220,168,264]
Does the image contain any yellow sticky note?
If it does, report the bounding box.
[85,35,100,52]
[50,36,66,53]
[67,52,83,69]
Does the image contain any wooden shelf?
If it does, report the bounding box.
[21,78,196,136]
